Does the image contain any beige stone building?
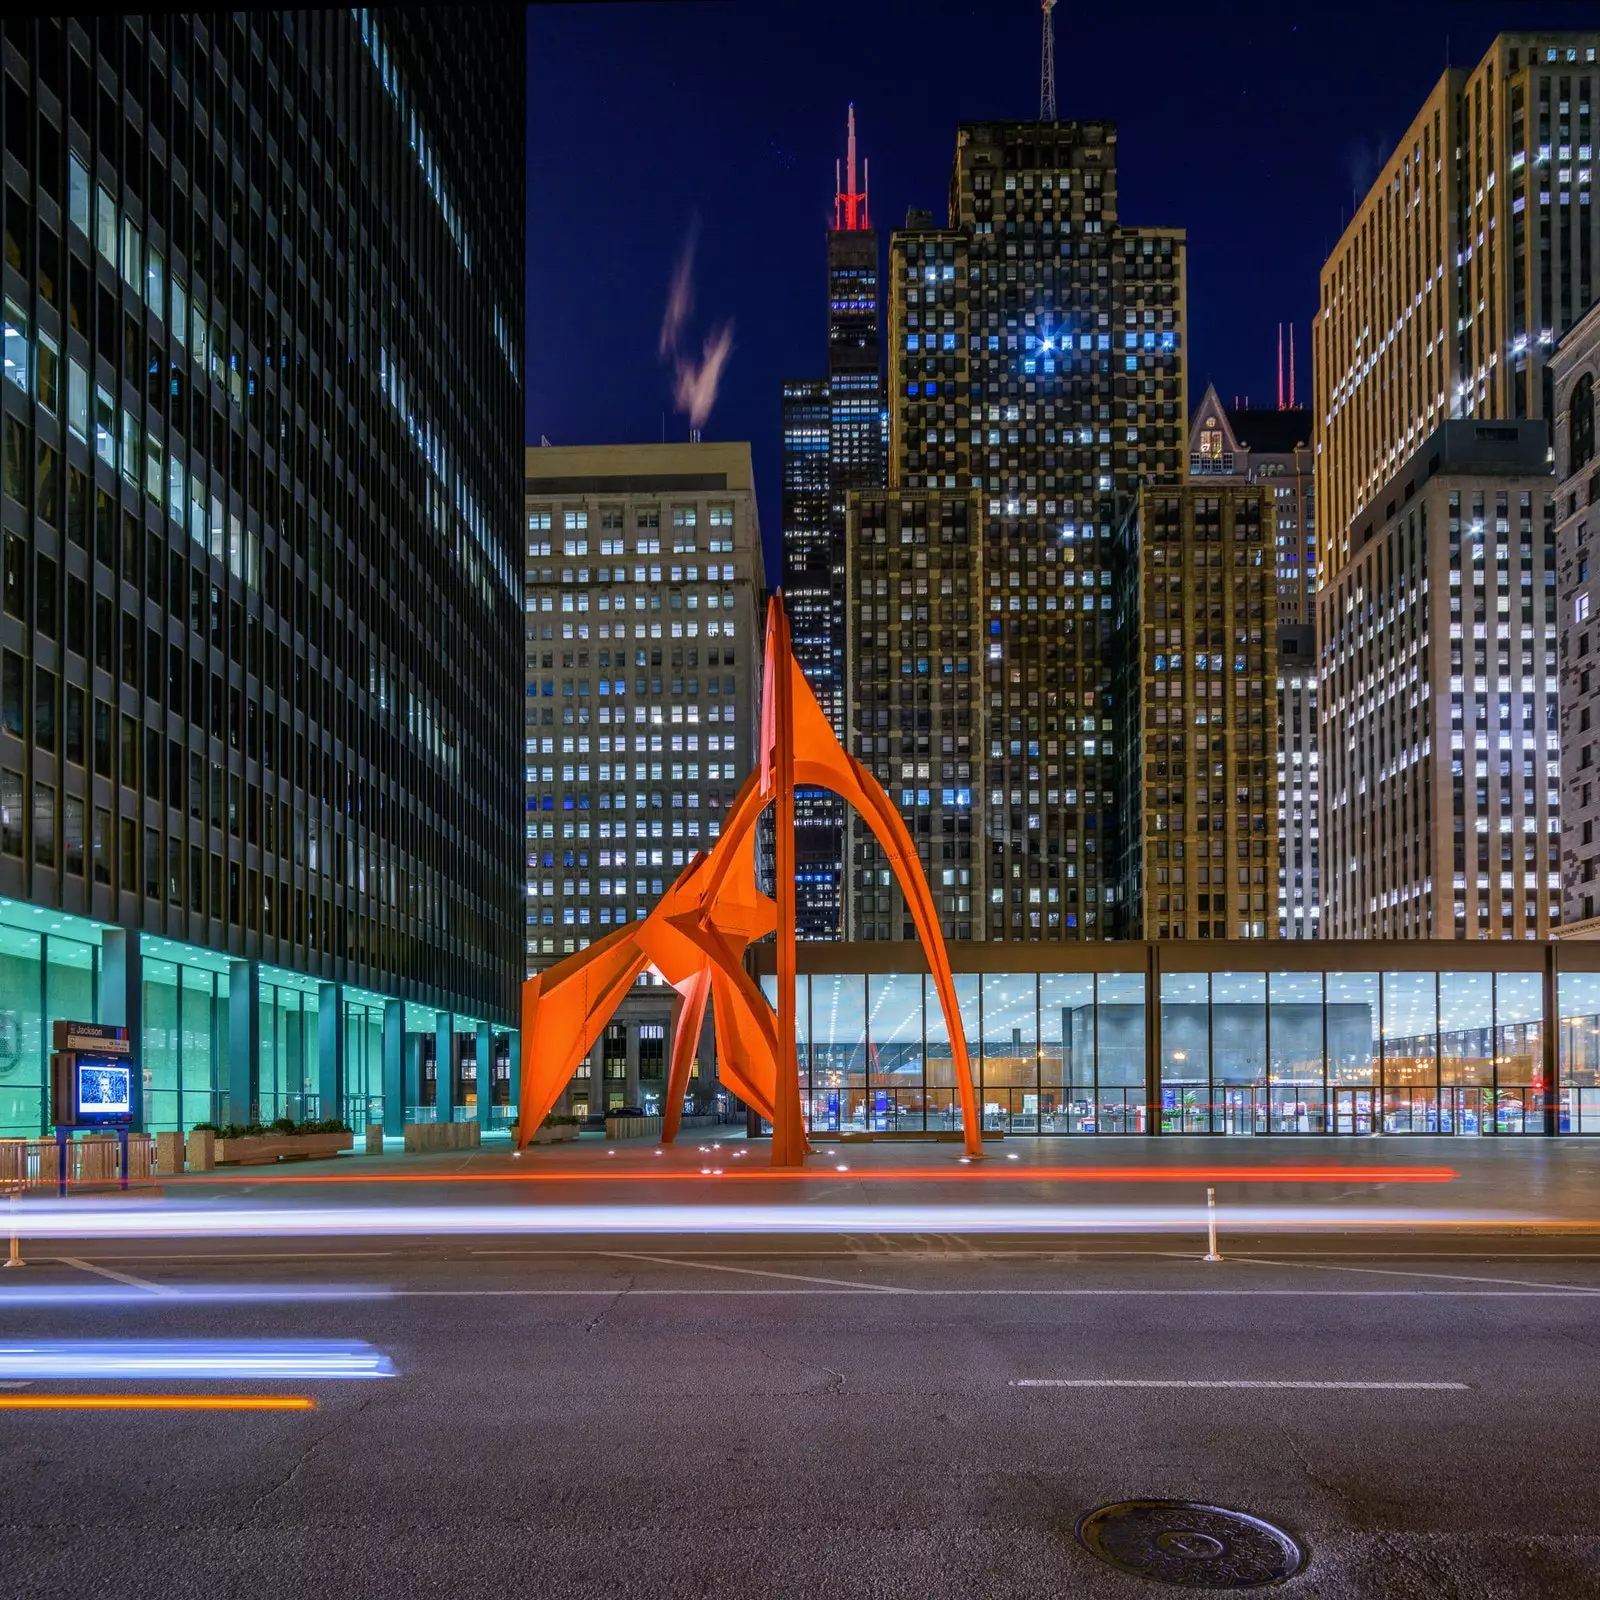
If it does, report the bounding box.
[1319,421,1560,940]
[1550,297,1600,934]
[1315,32,1600,579]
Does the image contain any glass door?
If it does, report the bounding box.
[1220,1086,1255,1135]
[1332,1087,1372,1134]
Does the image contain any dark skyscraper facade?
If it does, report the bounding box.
[0,9,525,1136]
[782,107,885,939]
[846,118,1185,945]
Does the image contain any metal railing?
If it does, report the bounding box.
[0,1135,157,1191]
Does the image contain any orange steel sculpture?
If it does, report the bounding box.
[514,597,983,1165]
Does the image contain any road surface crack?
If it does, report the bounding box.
[585,1276,633,1334]
[710,1332,845,1395]
[1278,1420,1362,1525]
[233,1395,374,1532]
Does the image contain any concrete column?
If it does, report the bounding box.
[1144,942,1162,1137]
[100,931,144,1132]
[476,1021,493,1131]
[625,1015,640,1114]
[435,1012,455,1121]
[382,999,404,1136]
[507,1029,520,1123]
[317,983,344,1124]
[402,1032,422,1123]
[226,958,260,1127]
[1544,942,1561,1137]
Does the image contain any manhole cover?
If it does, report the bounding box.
[1075,1500,1306,1588]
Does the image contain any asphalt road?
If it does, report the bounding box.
[2,1233,1599,1599]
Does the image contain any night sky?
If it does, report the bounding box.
[526,1,1581,581]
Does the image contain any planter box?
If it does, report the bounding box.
[154,1131,186,1175]
[532,1123,580,1145]
[402,1121,481,1153]
[186,1129,216,1171]
[215,1131,354,1166]
[605,1114,663,1141]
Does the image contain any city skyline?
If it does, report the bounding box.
[526,1,1582,574]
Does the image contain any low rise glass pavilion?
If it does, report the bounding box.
[754,940,1600,1137]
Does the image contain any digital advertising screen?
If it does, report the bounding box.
[74,1057,133,1124]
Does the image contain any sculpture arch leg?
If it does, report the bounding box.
[661,967,711,1146]
[516,933,649,1148]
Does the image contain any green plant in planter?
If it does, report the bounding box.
[190,1122,218,1134]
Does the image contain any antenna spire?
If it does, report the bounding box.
[1277,323,1284,410]
[834,103,868,230]
[1289,322,1296,408]
[1040,1,1058,122]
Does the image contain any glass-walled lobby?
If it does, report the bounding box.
[755,943,1600,1137]
[0,897,515,1137]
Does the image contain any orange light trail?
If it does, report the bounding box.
[174,1164,1457,1186]
[0,1394,315,1411]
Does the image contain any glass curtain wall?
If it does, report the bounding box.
[0,924,44,1137]
[1493,973,1544,1134]
[1160,973,1209,1132]
[867,974,923,1130]
[1041,974,1092,1132]
[1559,973,1600,1132]
[757,961,1600,1137]
[1269,972,1325,1132]
[1096,973,1147,1133]
[787,971,1150,1138]
[343,994,387,1128]
[1328,971,1379,1132]
[927,973,978,1133]
[1211,972,1267,1135]
[981,974,1036,1132]
[1439,972,1494,1134]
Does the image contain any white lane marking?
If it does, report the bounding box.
[598,1251,907,1292]
[58,1257,174,1295]
[1011,1378,1470,1390]
[1235,1256,1600,1294]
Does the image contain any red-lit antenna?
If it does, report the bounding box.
[835,103,869,230]
[1277,323,1284,410]
[1289,322,1296,408]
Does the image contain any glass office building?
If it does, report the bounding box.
[755,940,1600,1137]
[0,12,524,1134]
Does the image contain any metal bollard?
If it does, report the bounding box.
[1203,1185,1222,1263]
[3,1191,23,1269]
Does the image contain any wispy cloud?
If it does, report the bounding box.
[659,222,697,360]
[659,218,734,431]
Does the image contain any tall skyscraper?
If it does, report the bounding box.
[1184,384,1321,938]
[780,379,836,938]
[1315,32,1600,579]
[826,104,884,605]
[1275,628,1321,940]
[522,443,765,1115]
[843,489,982,941]
[843,118,1185,944]
[1188,383,1316,625]
[1113,485,1279,942]
[1319,421,1560,940]
[0,10,525,1137]
[781,107,886,939]
[1549,297,1600,934]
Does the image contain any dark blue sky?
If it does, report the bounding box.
[526,2,1580,580]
